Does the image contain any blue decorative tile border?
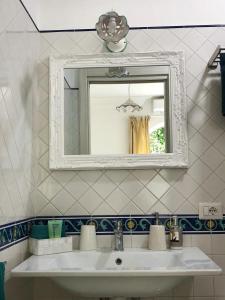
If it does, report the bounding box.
[34,214,225,235]
[1,214,225,251]
[0,218,31,251]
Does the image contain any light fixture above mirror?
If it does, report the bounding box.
[95,11,129,52]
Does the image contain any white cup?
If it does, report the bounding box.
[148,225,167,251]
[79,225,97,251]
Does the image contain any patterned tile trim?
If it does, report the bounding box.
[1,215,225,251]
[0,218,31,251]
[34,215,225,235]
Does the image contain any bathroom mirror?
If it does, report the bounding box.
[49,52,188,169]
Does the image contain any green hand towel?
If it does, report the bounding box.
[0,262,5,300]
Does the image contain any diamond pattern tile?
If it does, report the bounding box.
[149,201,170,214]
[214,133,225,156]
[175,201,197,214]
[215,161,225,182]
[132,188,158,213]
[187,160,212,184]
[202,173,225,198]
[186,79,208,103]
[198,92,220,117]
[132,169,156,185]
[200,119,224,143]
[154,29,180,50]
[92,174,116,199]
[119,201,143,215]
[52,35,79,54]
[119,174,143,199]
[39,203,61,216]
[93,201,116,215]
[65,201,88,215]
[31,190,49,215]
[105,170,130,185]
[197,40,217,63]
[188,187,212,208]
[188,105,209,130]
[51,189,75,214]
[65,175,89,199]
[146,174,170,198]
[51,171,76,186]
[78,170,103,184]
[128,30,154,51]
[78,188,103,214]
[189,132,210,156]
[28,26,225,220]
[174,173,198,198]
[160,187,185,212]
[183,29,206,51]
[215,190,225,213]
[201,147,224,171]
[159,169,186,185]
[105,188,130,213]
[38,175,62,200]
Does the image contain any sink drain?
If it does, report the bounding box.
[115,258,122,265]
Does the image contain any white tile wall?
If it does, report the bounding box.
[30,25,225,300]
[0,0,39,299]
[1,1,225,299]
[0,0,39,224]
[33,27,225,218]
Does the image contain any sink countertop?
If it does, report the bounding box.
[11,247,222,277]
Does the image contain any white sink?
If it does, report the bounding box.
[12,247,221,298]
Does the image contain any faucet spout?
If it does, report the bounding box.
[114,220,124,251]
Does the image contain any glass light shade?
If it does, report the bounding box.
[96,11,129,43]
[116,98,143,113]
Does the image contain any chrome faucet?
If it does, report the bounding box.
[114,220,124,251]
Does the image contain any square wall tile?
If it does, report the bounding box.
[191,234,212,255]
[212,235,225,255]
[146,174,170,198]
[194,276,214,297]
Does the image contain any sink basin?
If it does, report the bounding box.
[12,247,221,297]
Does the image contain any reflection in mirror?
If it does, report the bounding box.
[50,53,188,169]
[64,67,170,156]
[64,69,80,155]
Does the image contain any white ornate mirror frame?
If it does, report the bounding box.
[49,52,188,170]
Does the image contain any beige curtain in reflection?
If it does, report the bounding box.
[129,116,151,154]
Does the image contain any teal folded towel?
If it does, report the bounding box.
[0,262,5,300]
[31,225,49,239]
[31,223,66,239]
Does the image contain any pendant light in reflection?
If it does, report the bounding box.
[116,84,143,113]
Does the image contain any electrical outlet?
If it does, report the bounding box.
[199,202,223,220]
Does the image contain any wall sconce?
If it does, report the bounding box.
[96,11,129,52]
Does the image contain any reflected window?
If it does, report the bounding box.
[63,66,171,155]
[90,82,167,155]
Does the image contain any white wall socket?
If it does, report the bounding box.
[199,202,223,220]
